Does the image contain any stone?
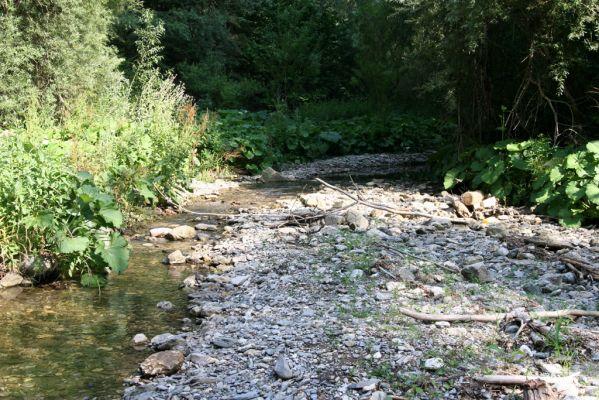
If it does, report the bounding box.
[140,350,184,377]
[300,193,330,209]
[230,391,260,400]
[230,275,250,286]
[435,321,450,328]
[345,210,369,231]
[423,357,444,370]
[0,272,23,289]
[461,262,494,283]
[370,391,387,400]
[189,303,223,317]
[350,269,364,280]
[212,336,237,348]
[132,333,149,347]
[324,214,344,226]
[274,354,294,380]
[166,225,197,241]
[395,268,415,282]
[348,378,380,391]
[167,250,187,265]
[562,272,576,284]
[486,223,508,238]
[262,167,287,182]
[386,281,406,291]
[149,227,172,238]
[156,301,174,312]
[195,223,218,231]
[150,333,182,351]
[182,275,199,288]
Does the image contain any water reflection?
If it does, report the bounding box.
[0,246,187,399]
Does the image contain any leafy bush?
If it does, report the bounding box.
[443,139,599,226]
[199,110,450,173]
[0,136,129,286]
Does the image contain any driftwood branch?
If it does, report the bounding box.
[380,244,459,273]
[314,178,469,224]
[559,255,599,279]
[475,374,579,399]
[398,308,599,322]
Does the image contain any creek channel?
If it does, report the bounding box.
[0,180,319,400]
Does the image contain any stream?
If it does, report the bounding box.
[0,240,188,399]
[0,181,313,400]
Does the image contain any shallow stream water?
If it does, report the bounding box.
[0,243,188,399]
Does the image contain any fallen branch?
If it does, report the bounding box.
[398,308,599,322]
[380,244,459,273]
[475,374,579,399]
[314,178,469,224]
[558,255,599,279]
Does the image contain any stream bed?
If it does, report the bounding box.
[0,242,188,399]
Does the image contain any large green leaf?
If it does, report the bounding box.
[99,208,123,228]
[586,183,599,205]
[586,141,599,154]
[95,233,129,273]
[565,182,585,201]
[443,168,462,189]
[58,236,90,254]
[549,167,563,183]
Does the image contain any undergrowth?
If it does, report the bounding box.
[443,139,599,227]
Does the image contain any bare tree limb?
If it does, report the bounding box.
[314,178,469,224]
[398,308,599,322]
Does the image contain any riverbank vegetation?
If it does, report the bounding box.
[1,0,599,284]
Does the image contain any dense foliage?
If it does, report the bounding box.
[0,1,203,285]
[199,110,449,173]
[444,140,599,226]
[2,0,599,285]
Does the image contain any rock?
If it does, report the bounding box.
[562,272,576,284]
[278,227,298,236]
[435,321,450,328]
[274,354,294,379]
[132,333,149,347]
[140,350,184,377]
[386,281,406,291]
[461,262,494,283]
[370,391,387,400]
[189,302,223,317]
[211,336,236,348]
[345,210,369,231]
[182,274,199,288]
[166,225,196,240]
[195,223,218,231]
[324,214,344,226]
[539,363,563,376]
[262,167,287,182]
[486,223,508,238]
[423,357,444,370]
[350,269,364,280]
[230,391,260,400]
[348,378,380,391]
[150,333,183,351]
[149,227,172,238]
[495,246,510,257]
[0,272,23,289]
[299,193,331,209]
[230,275,250,286]
[167,250,187,265]
[395,267,416,282]
[156,301,174,312]
[461,191,484,207]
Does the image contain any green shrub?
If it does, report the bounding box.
[443,139,599,226]
[0,136,129,285]
[199,110,450,173]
